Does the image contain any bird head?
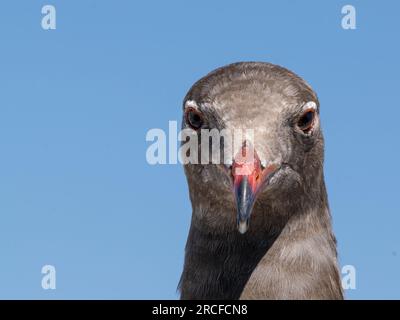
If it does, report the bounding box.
[182,62,324,234]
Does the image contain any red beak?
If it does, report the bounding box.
[232,141,277,233]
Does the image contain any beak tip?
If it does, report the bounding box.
[237,219,249,234]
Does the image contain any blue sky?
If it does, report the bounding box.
[0,0,399,299]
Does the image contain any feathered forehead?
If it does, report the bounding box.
[183,62,318,111]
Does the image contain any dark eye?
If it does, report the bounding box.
[297,109,316,134]
[185,108,204,130]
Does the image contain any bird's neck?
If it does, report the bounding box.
[179,200,343,299]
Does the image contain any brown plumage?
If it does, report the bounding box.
[178,62,343,300]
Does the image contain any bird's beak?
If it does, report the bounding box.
[232,142,277,234]
[234,174,256,234]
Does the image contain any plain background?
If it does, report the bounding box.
[0,0,399,299]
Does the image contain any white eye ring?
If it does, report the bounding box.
[302,101,317,111]
[185,100,199,109]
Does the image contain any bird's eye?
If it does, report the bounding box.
[185,108,204,130]
[297,109,316,134]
